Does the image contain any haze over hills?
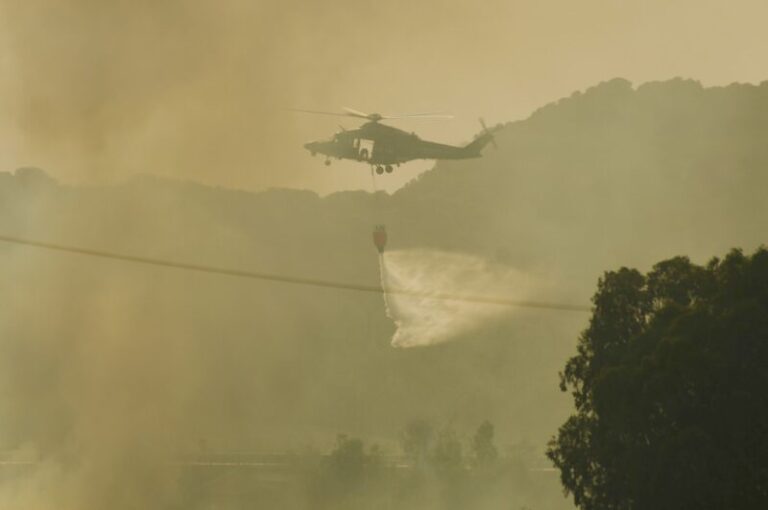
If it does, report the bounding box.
[0,78,766,508]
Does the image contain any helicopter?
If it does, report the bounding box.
[295,107,498,174]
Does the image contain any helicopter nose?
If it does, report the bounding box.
[304,141,318,152]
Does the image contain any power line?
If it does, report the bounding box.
[0,234,590,313]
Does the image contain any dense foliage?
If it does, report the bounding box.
[548,248,768,509]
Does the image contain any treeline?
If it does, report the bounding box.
[305,420,564,510]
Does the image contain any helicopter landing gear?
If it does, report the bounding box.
[324,159,331,166]
[385,165,393,173]
[375,165,384,175]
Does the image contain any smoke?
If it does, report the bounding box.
[0,176,305,509]
[380,249,542,348]
[0,0,360,192]
[0,203,241,510]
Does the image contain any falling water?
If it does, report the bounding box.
[379,249,540,348]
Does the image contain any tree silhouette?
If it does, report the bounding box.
[547,248,768,509]
[309,434,383,509]
[472,420,499,466]
[328,434,368,486]
[401,419,434,467]
[431,426,463,474]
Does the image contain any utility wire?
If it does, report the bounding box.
[0,234,590,313]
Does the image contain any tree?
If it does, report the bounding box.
[309,434,382,509]
[431,426,464,475]
[327,434,368,486]
[472,420,499,466]
[547,248,768,510]
[401,419,434,467]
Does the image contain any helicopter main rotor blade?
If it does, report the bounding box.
[293,107,454,122]
[341,107,373,119]
[382,112,454,120]
[289,108,351,118]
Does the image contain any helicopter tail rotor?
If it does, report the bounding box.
[479,118,498,149]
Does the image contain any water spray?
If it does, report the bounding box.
[374,226,547,348]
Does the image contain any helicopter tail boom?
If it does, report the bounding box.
[462,131,495,156]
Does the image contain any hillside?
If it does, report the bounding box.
[0,78,766,508]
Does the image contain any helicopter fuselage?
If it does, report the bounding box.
[303,121,490,168]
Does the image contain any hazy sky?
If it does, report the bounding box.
[0,0,766,194]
